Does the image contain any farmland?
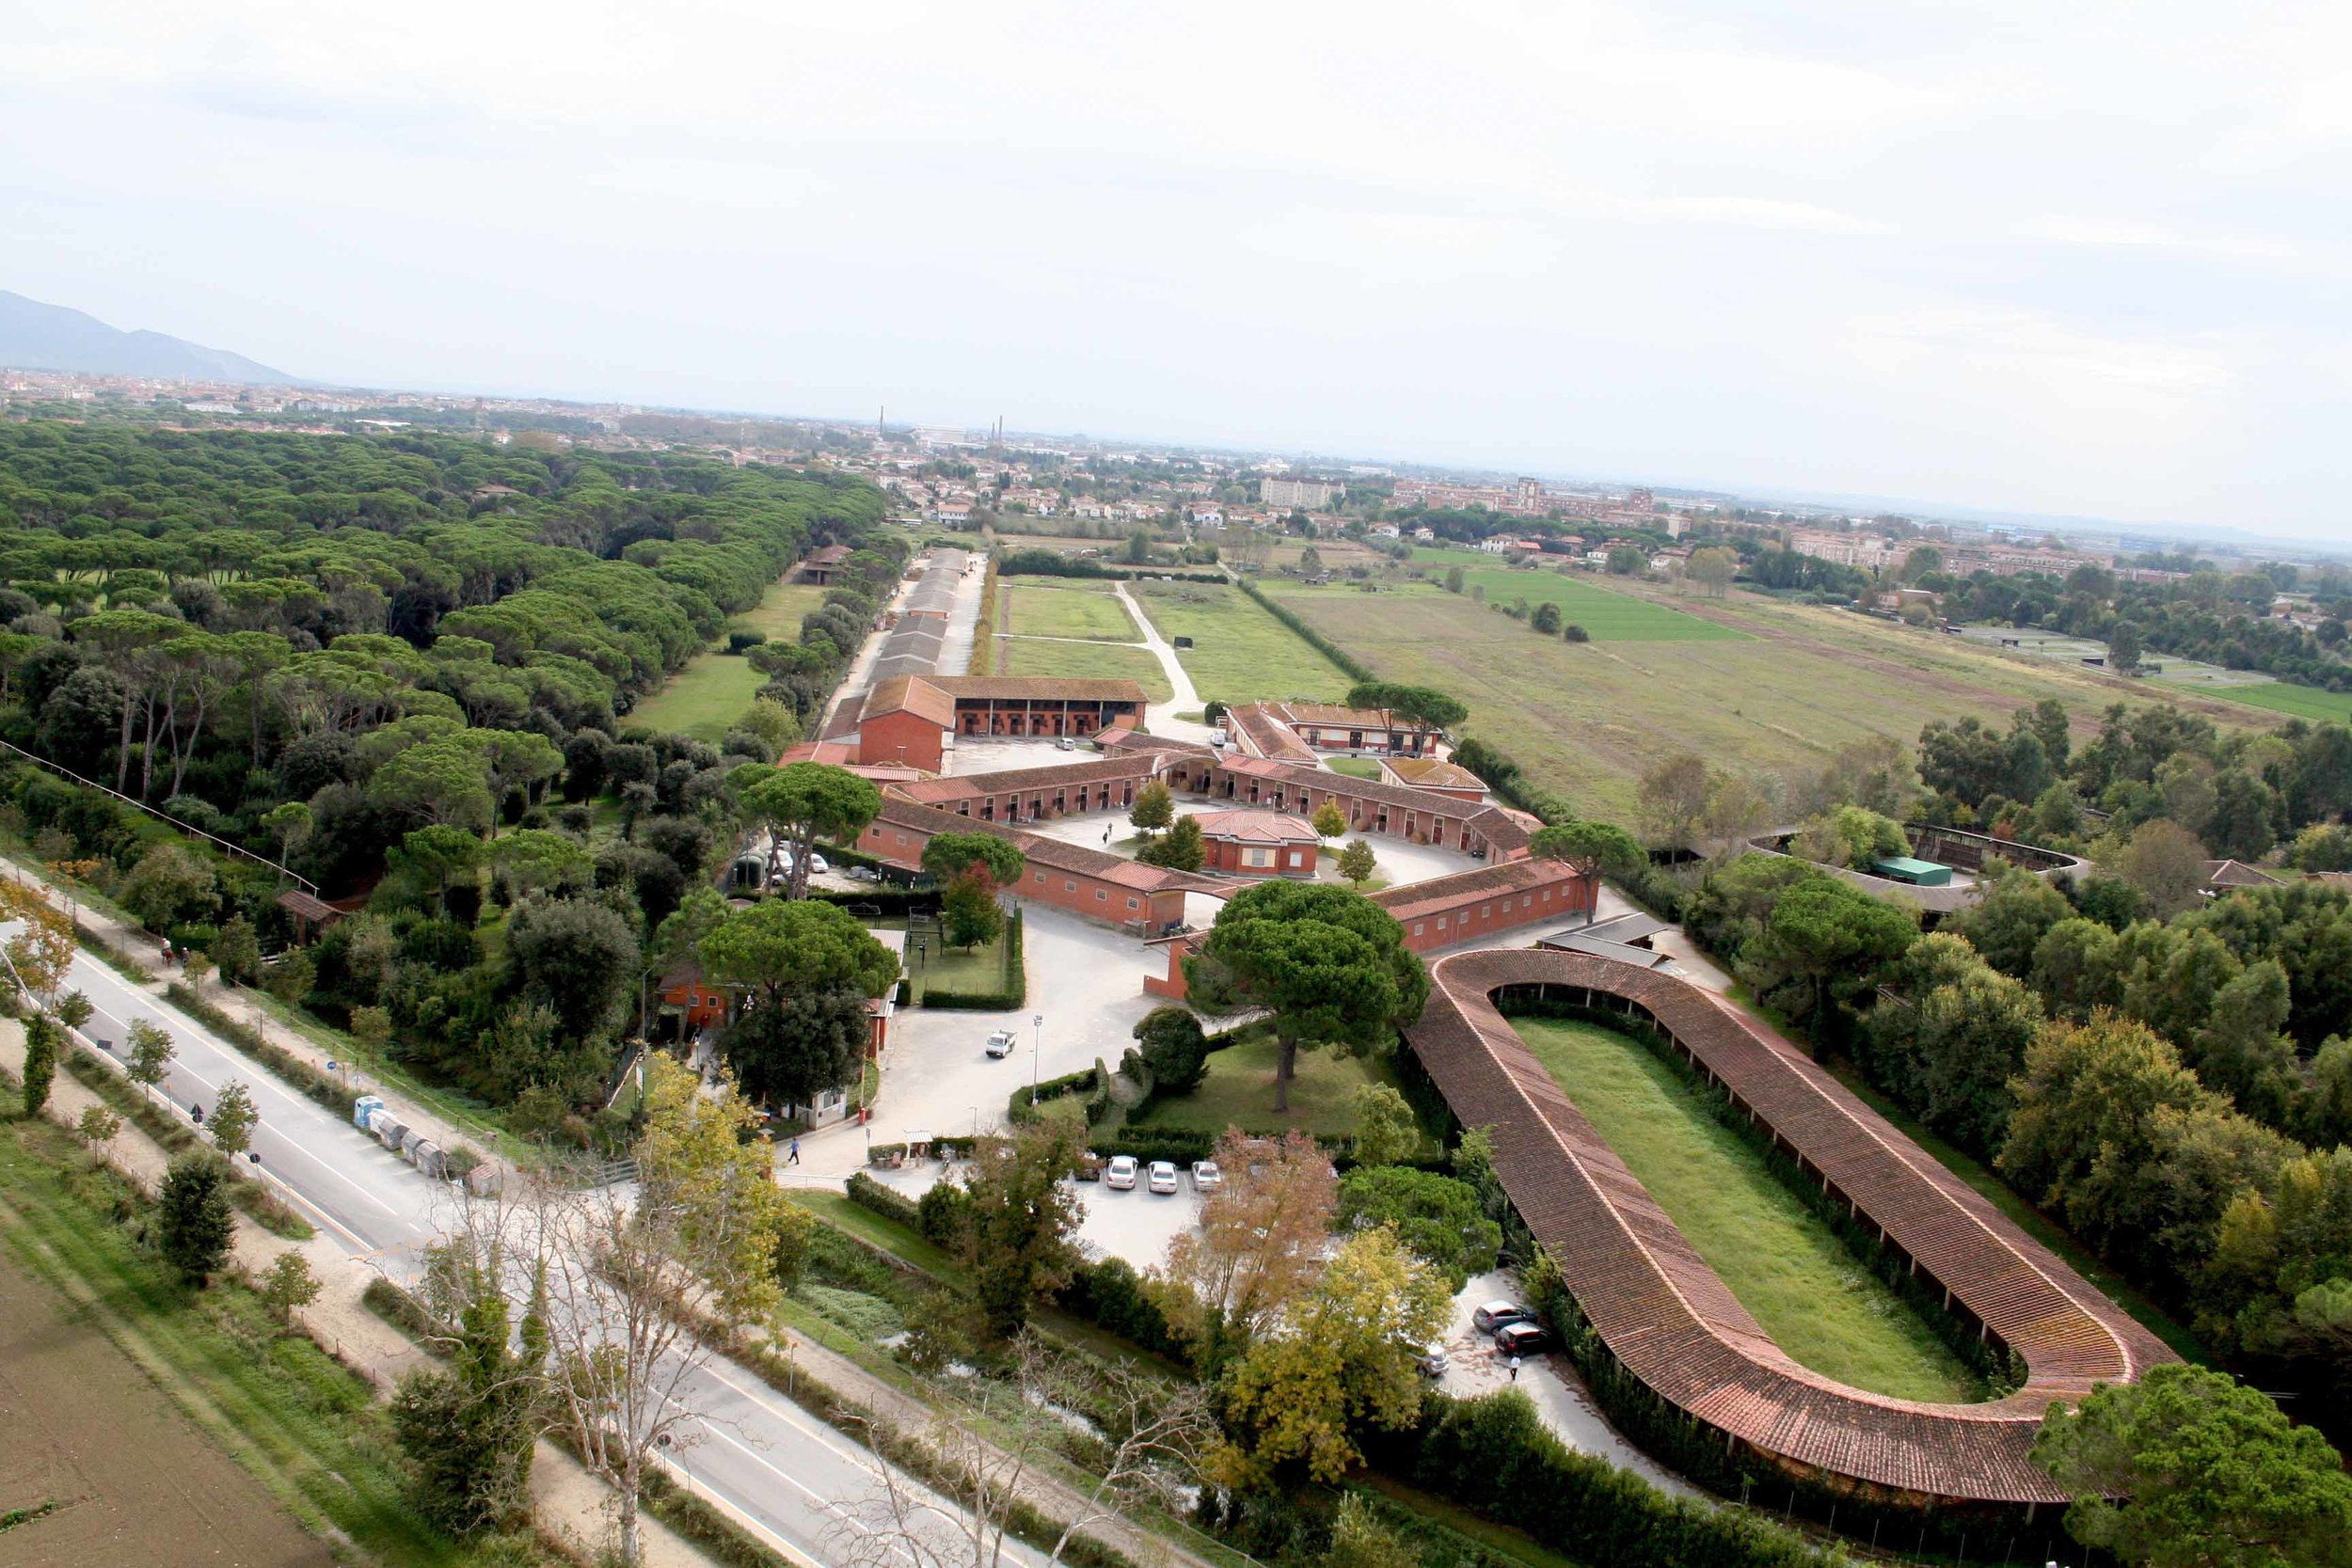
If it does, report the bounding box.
[1391,547,1743,641]
[1512,1016,1979,1404]
[1260,574,2268,820]
[627,577,832,743]
[1128,579,1353,705]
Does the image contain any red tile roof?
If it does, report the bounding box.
[1192,809,1318,844]
[859,675,957,728]
[1407,947,2173,1504]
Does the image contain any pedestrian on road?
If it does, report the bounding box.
[1508,1355,1521,1383]
[1103,825,1112,845]
[787,1137,801,1166]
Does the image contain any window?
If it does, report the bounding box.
[1540,888,1551,901]
[1095,889,1107,901]
[1244,847,1274,868]
[895,832,909,847]
[1437,916,1448,929]
[1034,870,1047,884]
[1413,922,1425,937]
[1482,903,1493,917]
[1127,896,1140,910]
[1064,879,1077,893]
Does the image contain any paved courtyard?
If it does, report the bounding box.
[789,903,1168,1181]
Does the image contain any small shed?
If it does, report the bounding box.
[276,888,342,942]
[1870,855,1953,887]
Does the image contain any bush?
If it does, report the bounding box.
[845,1170,921,1226]
[1375,1389,1829,1568]
[1054,1257,1184,1359]
[1090,1129,1216,1165]
[726,629,768,654]
[915,1180,970,1248]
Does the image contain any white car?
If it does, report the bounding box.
[984,1029,1016,1059]
[1146,1160,1181,1195]
[1104,1155,1139,1191]
[1190,1160,1223,1193]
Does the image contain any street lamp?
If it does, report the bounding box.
[1030,1013,1044,1106]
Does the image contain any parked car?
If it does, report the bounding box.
[1493,1322,1551,1356]
[1104,1155,1139,1191]
[1057,736,1078,752]
[1472,1300,1534,1334]
[1074,1150,1104,1181]
[984,1029,1016,1058]
[1190,1159,1223,1193]
[1146,1160,1181,1195]
[1414,1343,1451,1378]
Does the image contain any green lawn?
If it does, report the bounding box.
[0,1116,540,1568]
[905,915,1021,1003]
[1001,582,1138,641]
[1127,580,1353,705]
[1512,1017,1980,1403]
[1129,1031,1399,1137]
[732,580,831,641]
[997,636,1173,702]
[1323,756,1384,779]
[628,578,833,744]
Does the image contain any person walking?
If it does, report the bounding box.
[787,1136,802,1166]
[1508,1355,1522,1383]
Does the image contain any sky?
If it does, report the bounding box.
[4,2,2349,540]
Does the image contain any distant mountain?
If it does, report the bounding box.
[0,290,294,385]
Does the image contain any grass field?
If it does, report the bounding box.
[1001,582,1138,641]
[628,578,832,743]
[1260,576,2268,820]
[1512,1017,1980,1403]
[1128,1033,1400,1137]
[1128,580,1353,705]
[2172,679,2352,724]
[997,637,1173,702]
[0,1114,534,1568]
[1324,755,1384,779]
[1386,548,1743,641]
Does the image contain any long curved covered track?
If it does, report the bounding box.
[1406,947,2174,1505]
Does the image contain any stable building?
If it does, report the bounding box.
[853,674,1151,768]
[1193,809,1320,877]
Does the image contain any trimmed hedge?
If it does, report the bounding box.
[1363,1388,1831,1568]
[1088,1129,1216,1166]
[920,907,1025,1009]
[996,549,1224,585]
[845,1170,921,1227]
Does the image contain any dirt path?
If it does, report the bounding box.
[0,1236,331,1568]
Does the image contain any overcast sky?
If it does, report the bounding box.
[5,3,2347,539]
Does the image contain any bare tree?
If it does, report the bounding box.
[531,1057,788,1567]
[827,1333,1211,1568]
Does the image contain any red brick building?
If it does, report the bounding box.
[1224,700,1443,760]
[857,797,1216,932]
[1371,857,1596,953]
[856,676,958,770]
[1146,855,1594,997]
[1193,809,1320,877]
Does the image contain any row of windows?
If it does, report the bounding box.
[1409,886,1559,938]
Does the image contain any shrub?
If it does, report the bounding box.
[915,1180,970,1248]
[845,1170,920,1226]
[1055,1257,1184,1359]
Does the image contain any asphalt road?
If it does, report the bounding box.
[66,949,441,1268]
[41,946,1041,1568]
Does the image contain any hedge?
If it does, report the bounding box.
[919,907,1025,1009]
[1008,1063,1098,1127]
[846,1170,921,1226]
[1230,578,1375,683]
[1088,1129,1217,1166]
[1053,1256,1184,1361]
[995,549,1224,585]
[1362,1388,1833,1568]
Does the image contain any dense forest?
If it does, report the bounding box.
[1665,696,2352,1429]
[0,420,900,1139]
